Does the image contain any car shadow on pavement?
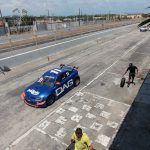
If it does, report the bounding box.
[109,71,150,150]
[44,85,76,108]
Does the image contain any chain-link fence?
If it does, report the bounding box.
[0,19,142,51]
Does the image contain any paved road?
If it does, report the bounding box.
[0,25,150,150]
[0,24,136,68]
[0,30,58,45]
[110,71,150,150]
[0,20,134,45]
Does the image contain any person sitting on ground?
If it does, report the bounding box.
[70,128,94,150]
[123,63,138,86]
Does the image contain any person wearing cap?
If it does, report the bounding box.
[123,63,138,86]
[70,128,94,150]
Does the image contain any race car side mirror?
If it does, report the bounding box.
[73,66,79,70]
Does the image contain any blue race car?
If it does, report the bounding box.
[21,64,80,107]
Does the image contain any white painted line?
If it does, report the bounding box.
[82,104,92,111]
[135,51,150,55]
[56,108,65,114]
[75,91,84,97]
[6,126,37,149]
[0,24,135,61]
[0,31,107,61]
[106,71,140,80]
[107,101,115,107]
[107,71,126,77]
[107,121,119,129]
[79,37,149,92]
[6,28,147,149]
[2,24,135,73]
[86,113,96,119]
[113,77,121,85]
[95,134,111,147]
[94,103,104,109]
[84,91,130,107]
[7,110,65,149]
[55,116,67,125]
[90,122,103,132]
[38,120,50,130]
[68,106,78,113]
[74,124,87,131]
[71,114,83,123]
[35,127,68,147]
[0,42,8,45]
[55,127,66,139]
[100,111,111,119]
[119,111,126,118]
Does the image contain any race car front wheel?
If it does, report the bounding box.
[46,95,55,106]
[74,77,80,87]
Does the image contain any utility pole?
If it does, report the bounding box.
[0,9,6,34]
[108,11,110,21]
[48,10,50,18]
[47,9,49,19]
[79,8,81,26]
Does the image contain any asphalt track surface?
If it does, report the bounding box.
[0,24,136,68]
[0,25,150,150]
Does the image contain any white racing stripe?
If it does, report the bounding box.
[0,24,135,61]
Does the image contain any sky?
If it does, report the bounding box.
[0,0,150,16]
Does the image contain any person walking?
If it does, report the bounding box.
[67,128,94,150]
[123,63,138,87]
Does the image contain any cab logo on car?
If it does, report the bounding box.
[27,89,39,95]
[55,79,73,96]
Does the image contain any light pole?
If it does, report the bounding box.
[0,9,6,34]
[46,9,50,23]
[79,8,81,26]
[47,9,50,18]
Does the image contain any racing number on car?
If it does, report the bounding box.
[55,79,73,96]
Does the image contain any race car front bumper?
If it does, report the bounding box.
[20,92,46,107]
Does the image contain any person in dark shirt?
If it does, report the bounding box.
[124,63,138,86]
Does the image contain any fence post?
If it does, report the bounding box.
[33,30,38,48]
[7,32,13,50]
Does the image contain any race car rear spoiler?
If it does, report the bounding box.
[60,64,79,70]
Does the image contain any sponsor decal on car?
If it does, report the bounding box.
[50,69,62,74]
[55,79,73,96]
[27,89,40,95]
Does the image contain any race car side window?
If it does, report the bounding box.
[61,73,66,80]
[57,73,66,82]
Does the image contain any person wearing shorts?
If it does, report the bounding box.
[67,128,94,150]
[124,63,138,86]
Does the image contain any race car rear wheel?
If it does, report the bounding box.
[74,77,80,87]
[46,95,55,106]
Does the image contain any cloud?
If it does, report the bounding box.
[0,0,149,16]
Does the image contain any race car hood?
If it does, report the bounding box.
[25,82,54,100]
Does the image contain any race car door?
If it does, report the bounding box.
[55,71,73,97]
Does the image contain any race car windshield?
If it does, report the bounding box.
[61,65,73,72]
[37,76,55,86]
